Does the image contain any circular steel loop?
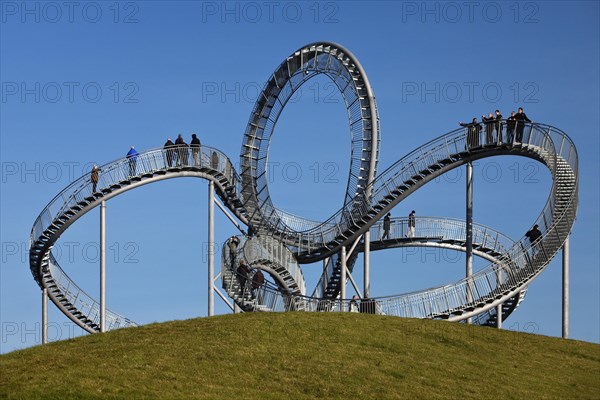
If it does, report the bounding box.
[240,42,380,239]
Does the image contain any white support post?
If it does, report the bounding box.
[562,236,569,339]
[364,231,371,298]
[496,304,502,329]
[42,288,48,344]
[495,268,502,329]
[466,162,473,324]
[208,181,215,317]
[100,200,106,332]
[340,246,347,311]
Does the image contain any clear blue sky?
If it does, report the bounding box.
[1,1,598,353]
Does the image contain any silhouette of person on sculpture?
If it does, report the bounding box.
[211,151,219,171]
[175,134,188,166]
[506,111,516,143]
[407,210,416,238]
[237,260,250,294]
[460,118,481,149]
[164,138,176,167]
[190,133,201,166]
[525,224,543,258]
[382,212,391,240]
[482,113,495,144]
[90,165,100,193]
[227,236,239,269]
[349,295,359,312]
[494,110,503,143]
[126,146,138,177]
[252,268,265,299]
[514,107,532,143]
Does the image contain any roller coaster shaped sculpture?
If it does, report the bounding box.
[29,42,578,333]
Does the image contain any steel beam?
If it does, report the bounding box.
[562,236,569,339]
[466,162,473,324]
[100,200,106,332]
[208,181,215,317]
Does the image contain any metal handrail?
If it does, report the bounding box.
[242,121,576,255]
[30,146,246,331]
[310,216,516,299]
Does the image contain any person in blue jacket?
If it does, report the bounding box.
[126,146,139,177]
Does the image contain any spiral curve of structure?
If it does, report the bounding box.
[29,42,578,333]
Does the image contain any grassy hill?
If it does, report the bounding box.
[1,313,599,399]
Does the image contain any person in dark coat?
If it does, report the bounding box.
[381,213,391,240]
[494,110,503,143]
[175,134,189,166]
[506,111,516,143]
[525,224,542,244]
[211,151,219,171]
[237,260,249,293]
[227,236,239,269]
[164,138,176,167]
[407,210,416,238]
[525,224,544,257]
[460,118,481,149]
[190,133,201,166]
[126,146,138,177]
[514,107,532,142]
[252,268,265,299]
[482,113,495,145]
[90,165,100,193]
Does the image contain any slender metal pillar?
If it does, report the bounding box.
[495,268,502,329]
[496,304,502,329]
[562,236,569,339]
[340,246,347,310]
[363,232,371,298]
[100,201,106,332]
[208,181,215,317]
[42,288,48,344]
[466,162,473,324]
[322,257,329,295]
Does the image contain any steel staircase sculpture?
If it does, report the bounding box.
[29,41,577,334]
[29,146,249,332]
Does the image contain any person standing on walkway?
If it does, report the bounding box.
[227,236,239,270]
[494,110,503,143]
[482,113,495,144]
[90,165,100,193]
[126,146,138,177]
[407,210,416,238]
[506,111,516,143]
[252,268,265,299]
[190,133,201,166]
[381,213,391,240]
[175,134,188,166]
[164,138,175,167]
[514,107,532,143]
[460,118,481,149]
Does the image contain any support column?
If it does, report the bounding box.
[363,232,370,298]
[42,288,48,344]
[496,304,502,329]
[322,257,329,295]
[208,181,215,317]
[100,200,106,332]
[340,246,347,311]
[562,236,569,339]
[466,162,473,324]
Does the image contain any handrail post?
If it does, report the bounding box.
[364,231,370,298]
[208,181,215,317]
[340,246,347,311]
[100,200,106,332]
[562,235,569,339]
[42,288,48,344]
[466,162,473,324]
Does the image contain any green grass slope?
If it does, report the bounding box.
[1,313,599,399]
